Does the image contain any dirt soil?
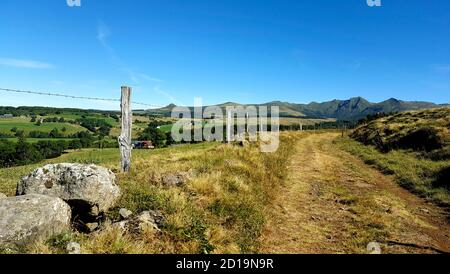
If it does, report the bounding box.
[260,132,450,254]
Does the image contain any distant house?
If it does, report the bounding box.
[0,114,13,119]
[132,141,155,150]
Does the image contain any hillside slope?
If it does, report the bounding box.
[261,133,450,253]
[351,107,450,158]
[344,107,450,206]
[146,97,445,121]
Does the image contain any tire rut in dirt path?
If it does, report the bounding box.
[260,132,450,254]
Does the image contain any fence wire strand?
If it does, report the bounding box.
[0,87,165,108]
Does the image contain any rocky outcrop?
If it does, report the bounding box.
[17,163,121,216]
[0,194,71,249]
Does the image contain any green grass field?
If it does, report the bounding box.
[0,138,77,143]
[0,117,85,135]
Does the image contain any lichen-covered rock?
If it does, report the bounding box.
[137,210,165,231]
[66,241,81,254]
[119,208,133,220]
[0,194,71,249]
[161,172,191,188]
[367,242,382,254]
[17,163,121,215]
[113,210,165,233]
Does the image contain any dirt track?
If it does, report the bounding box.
[260,132,450,254]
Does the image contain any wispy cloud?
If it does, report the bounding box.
[138,73,164,83]
[0,58,53,69]
[96,21,163,84]
[153,86,184,106]
[120,68,164,84]
[96,20,119,63]
[97,20,111,47]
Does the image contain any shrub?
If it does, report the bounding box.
[394,127,444,152]
[433,167,450,190]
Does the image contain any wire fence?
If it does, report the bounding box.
[0,87,165,108]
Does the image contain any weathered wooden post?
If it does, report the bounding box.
[119,86,132,173]
[227,110,232,144]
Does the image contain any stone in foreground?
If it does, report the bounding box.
[0,194,71,249]
[17,163,121,215]
[113,210,165,233]
[161,172,191,188]
[367,242,382,254]
[66,241,81,254]
[119,208,133,220]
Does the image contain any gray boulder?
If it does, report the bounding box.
[113,210,165,233]
[17,163,121,215]
[0,194,71,248]
[119,208,133,220]
[161,172,191,188]
[137,211,163,231]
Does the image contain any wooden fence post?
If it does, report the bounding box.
[227,109,232,143]
[119,86,132,173]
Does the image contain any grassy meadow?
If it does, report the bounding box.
[338,107,450,207]
[0,133,296,254]
[336,137,450,207]
[0,117,85,135]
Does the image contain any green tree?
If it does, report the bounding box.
[165,131,174,146]
[139,123,167,148]
[15,130,25,138]
[14,137,43,165]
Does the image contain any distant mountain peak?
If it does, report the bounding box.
[384,98,401,103]
[145,97,442,121]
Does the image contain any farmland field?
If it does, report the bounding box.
[0,113,153,140]
[0,138,77,143]
[0,117,85,135]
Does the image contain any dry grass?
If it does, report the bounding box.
[336,137,450,206]
[352,107,450,157]
[343,108,450,206]
[261,132,450,254]
[1,134,295,254]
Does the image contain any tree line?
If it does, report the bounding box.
[0,131,118,168]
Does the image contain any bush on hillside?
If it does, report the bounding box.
[433,167,450,190]
[394,127,444,152]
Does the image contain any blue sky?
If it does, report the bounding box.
[0,0,449,110]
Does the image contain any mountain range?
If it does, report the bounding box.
[145,97,448,121]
